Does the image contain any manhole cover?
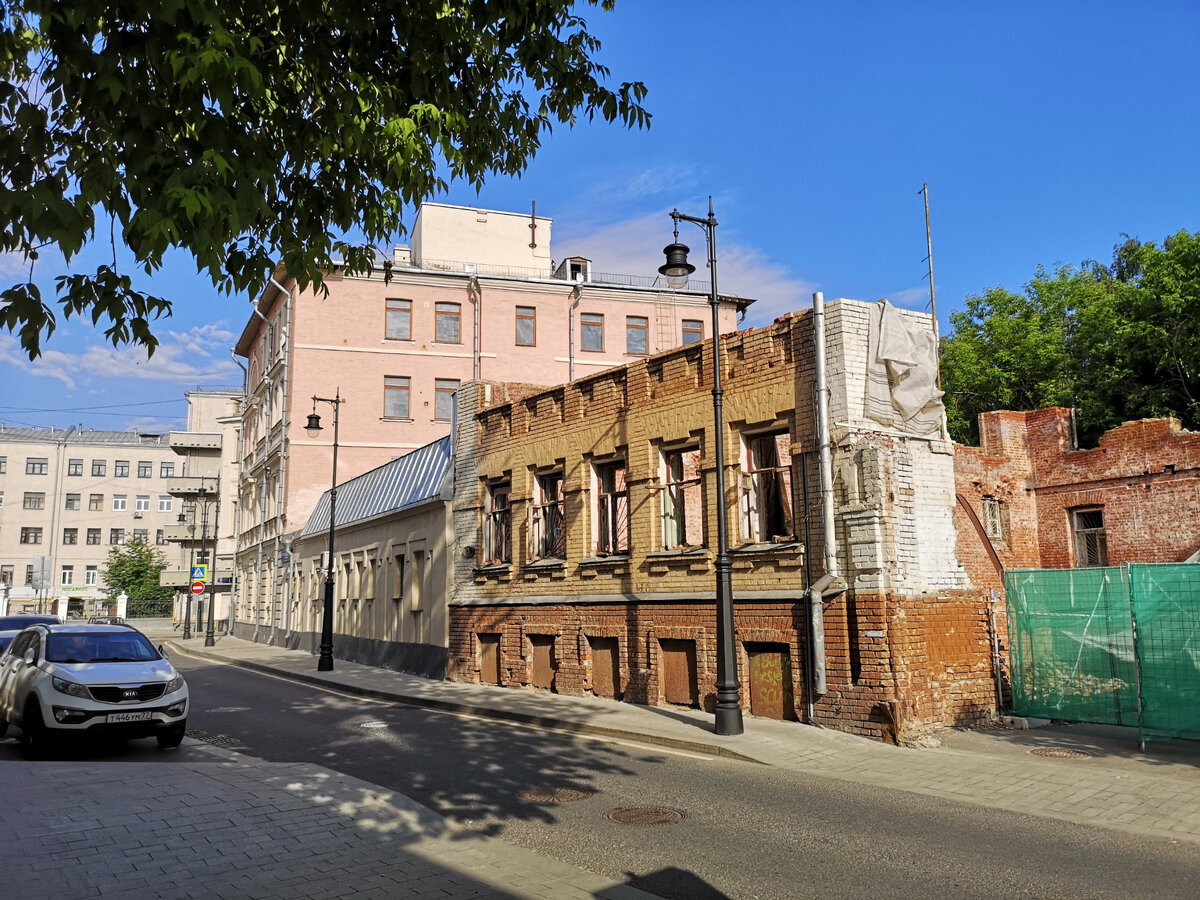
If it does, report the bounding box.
[204,706,250,713]
[358,721,390,730]
[187,729,237,747]
[518,786,595,804]
[1028,747,1091,759]
[607,806,685,826]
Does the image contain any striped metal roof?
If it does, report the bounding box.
[299,435,452,537]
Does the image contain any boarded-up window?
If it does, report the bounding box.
[479,633,502,684]
[589,636,621,700]
[530,635,555,691]
[659,638,698,707]
[746,643,796,721]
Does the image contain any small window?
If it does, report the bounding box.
[89,494,104,511]
[87,528,101,545]
[24,565,34,585]
[23,492,45,510]
[482,482,512,565]
[113,495,128,511]
[114,460,129,478]
[135,495,150,513]
[740,431,795,543]
[65,493,81,510]
[434,378,459,422]
[133,528,148,543]
[160,462,174,478]
[384,376,411,419]
[385,298,412,340]
[110,528,125,545]
[159,495,173,512]
[626,316,649,355]
[531,472,566,560]
[516,306,536,346]
[60,565,73,586]
[682,319,704,346]
[138,461,153,478]
[0,565,11,586]
[63,527,78,545]
[435,302,461,343]
[85,566,98,586]
[25,457,48,475]
[92,460,106,477]
[595,461,630,556]
[0,456,6,473]
[67,458,83,476]
[1072,508,1108,567]
[20,527,43,544]
[581,313,604,352]
[663,446,705,550]
[981,497,1006,541]
[156,529,167,545]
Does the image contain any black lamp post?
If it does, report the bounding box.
[204,488,220,648]
[659,198,744,736]
[305,390,342,672]
[196,487,210,641]
[180,506,195,640]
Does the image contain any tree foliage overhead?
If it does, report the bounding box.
[100,537,173,605]
[941,230,1200,446]
[0,0,649,357]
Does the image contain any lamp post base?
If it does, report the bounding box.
[317,655,333,672]
[714,706,744,736]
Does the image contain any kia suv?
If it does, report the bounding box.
[0,623,188,755]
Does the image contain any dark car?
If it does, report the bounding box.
[0,615,60,631]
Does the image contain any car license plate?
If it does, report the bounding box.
[107,711,152,723]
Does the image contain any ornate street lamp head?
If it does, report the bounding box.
[305,412,323,436]
[659,241,695,289]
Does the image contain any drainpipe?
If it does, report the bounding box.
[807,292,846,699]
[467,274,481,380]
[248,293,272,643]
[229,349,247,637]
[268,276,292,646]
[567,282,583,382]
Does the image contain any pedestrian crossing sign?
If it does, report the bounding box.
[191,564,209,582]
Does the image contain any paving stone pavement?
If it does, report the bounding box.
[159,631,1200,848]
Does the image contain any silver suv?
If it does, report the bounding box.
[0,623,188,755]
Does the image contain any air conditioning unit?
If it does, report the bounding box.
[133,513,143,519]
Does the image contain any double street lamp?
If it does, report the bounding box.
[304,390,342,672]
[659,198,744,736]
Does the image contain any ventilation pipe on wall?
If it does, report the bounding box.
[808,291,847,700]
[467,274,481,381]
[229,350,247,638]
[567,282,583,382]
[268,276,293,646]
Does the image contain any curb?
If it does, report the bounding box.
[167,641,767,766]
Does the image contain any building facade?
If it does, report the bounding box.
[232,201,746,644]
[0,427,184,615]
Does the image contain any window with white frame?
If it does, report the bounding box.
[662,446,705,550]
[481,481,512,565]
[85,566,98,586]
[531,472,566,560]
[740,431,795,543]
[1072,508,1108,567]
[135,495,150,513]
[981,497,1006,541]
[113,494,128,511]
[159,495,173,512]
[60,565,73,586]
[594,460,630,556]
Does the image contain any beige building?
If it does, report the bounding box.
[0,426,184,616]
[233,201,749,644]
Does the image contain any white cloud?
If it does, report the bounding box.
[886,285,935,311]
[0,325,240,391]
[0,250,30,279]
[554,211,818,328]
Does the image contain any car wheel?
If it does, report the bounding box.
[20,702,53,760]
[157,721,186,749]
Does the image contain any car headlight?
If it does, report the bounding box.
[52,676,90,698]
[164,674,185,694]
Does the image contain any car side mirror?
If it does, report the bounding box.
[157,644,167,659]
[23,649,36,666]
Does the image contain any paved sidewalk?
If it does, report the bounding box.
[0,739,655,900]
[164,631,1200,847]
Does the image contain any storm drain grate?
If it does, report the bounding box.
[1028,747,1091,759]
[518,786,595,804]
[607,806,685,826]
[187,729,238,747]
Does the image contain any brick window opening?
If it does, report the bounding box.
[386,298,412,340]
[434,378,459,422]
[581,313,604,352]
[595,460,630,556]
[384,375,411,419]
[682,319,704,346]
[740,431,795,543]
[531,472,566,560]
[482,482,512,565]
[1072,508,1108,567]
[663,447,705,550]
[626,315,648,355]
[515,306,536,346]
[435,302,461,343]
[982,496,1006,541]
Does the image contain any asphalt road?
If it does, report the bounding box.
[7,655,1200,899]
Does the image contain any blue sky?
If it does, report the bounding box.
[2,1,1198,432]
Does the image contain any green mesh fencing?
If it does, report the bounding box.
[1005,564,1200,743]
[1005,567,1139,725]
[1129,564,1200,742]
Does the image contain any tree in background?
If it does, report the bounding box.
[0,0,648,358]
[100,537,173,610]
[941,231,1200,446]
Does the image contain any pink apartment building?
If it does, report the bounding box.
[233,202,750,646]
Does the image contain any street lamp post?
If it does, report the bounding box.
[305,390,342,672]
[180,505,196,639]
[204,490,220,647]
[196,487,210,641]
[659,198,744,736]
